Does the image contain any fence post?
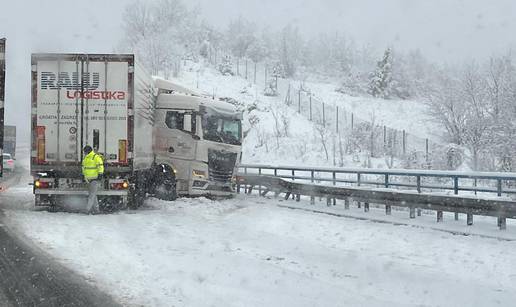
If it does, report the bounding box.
[236,58,240,76]
[410,207,416,219]
[322,103,326,127]
[258,168,262,196]
[383,125,387,152]
[336,107,339,133]
[309,94,312,121]
[298,89,301,113]
[264,64,267,87]
[425,138,429,164]
[351,113,354,131]
[254,62,257,84]
[245,58,248,79]
[402,130,406,156]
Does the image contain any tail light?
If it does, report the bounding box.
[110,179,129,190]
[7,160,13,165]
[36,126,46,163]
[34,179,54,189]
[118,140,128,164]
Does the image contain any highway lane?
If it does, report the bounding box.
[0,167,121,307]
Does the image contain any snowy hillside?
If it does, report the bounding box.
[171,60,443,169]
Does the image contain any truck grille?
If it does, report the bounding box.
[208,149,237,183]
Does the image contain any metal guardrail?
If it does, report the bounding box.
[236,164,516,230]
[238,164,516,196]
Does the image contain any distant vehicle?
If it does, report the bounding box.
[4,125,16,158]
[2,153,14,172]
[31,53,243,209]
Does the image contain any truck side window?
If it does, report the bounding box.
[184,114,192,132]
[165,111,184,130]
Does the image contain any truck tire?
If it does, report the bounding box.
[128,187,145,209]
[153,164,177,201]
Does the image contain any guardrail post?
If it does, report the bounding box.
[386,204,391,215]
[497,179,502,197]
[364,202,369,212]
[291,170,295,199]
[344,198,350,210]
[384,174,389,188]
[437,211,443,222]
[327,198,332,207]
[258,168,262,196]
[274,168,277,177]
[498,217,506,230]
[357,201,361,209]
[357,173,361,186]
[296,194,300,202]
[454,177,459,220]
[467,213,473,226]
[410,207,416,219]
[332,171,336,206]
[417,209,422,216]
[416,176,421,193]
[310,170,315,205]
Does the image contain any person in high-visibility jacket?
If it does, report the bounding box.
[82,145,104,214]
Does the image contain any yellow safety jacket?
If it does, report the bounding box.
[82,151,104,181]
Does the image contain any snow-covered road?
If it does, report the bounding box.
[2,183,516,307]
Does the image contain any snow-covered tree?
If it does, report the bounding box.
[368,48,394,99]
[218,55,234,76]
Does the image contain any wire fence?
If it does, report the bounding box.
[205,52,449,169]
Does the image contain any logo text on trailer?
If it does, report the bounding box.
[40,72,126,100]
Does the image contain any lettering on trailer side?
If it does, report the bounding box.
[40,71,125,100]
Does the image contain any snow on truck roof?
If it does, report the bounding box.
[153,77,241,117]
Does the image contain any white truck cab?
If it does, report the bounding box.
[153,78,243,197]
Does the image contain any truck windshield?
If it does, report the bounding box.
[202,116,242,145]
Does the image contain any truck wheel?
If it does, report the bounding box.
[152,165,177,201]
[155,176,177,201]
[128,189,142,209]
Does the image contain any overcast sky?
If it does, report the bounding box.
[2,0,516,140]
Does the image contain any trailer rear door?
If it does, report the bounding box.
[33,54,131,167]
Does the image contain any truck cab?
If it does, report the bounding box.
[153,78,243,197]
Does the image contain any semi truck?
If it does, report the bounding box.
[0,38,5,177]
[4,125,16,158]
[31,53,242,209]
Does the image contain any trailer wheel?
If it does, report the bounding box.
[128,186,145,209]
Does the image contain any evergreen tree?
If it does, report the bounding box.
[368,48,394,99]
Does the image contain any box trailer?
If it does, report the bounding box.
[31,53,161,208]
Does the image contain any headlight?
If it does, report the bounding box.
[192,169,206,178]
